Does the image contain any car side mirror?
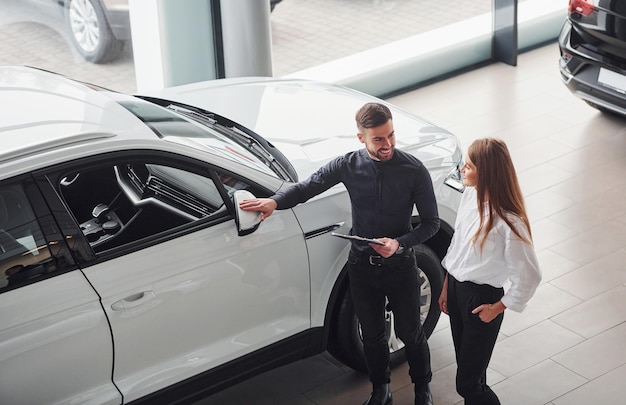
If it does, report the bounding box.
[233,190,262,236]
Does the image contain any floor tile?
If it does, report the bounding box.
[524,189,576,223]
[548,165,626,204]
[551,285,626,338]
[535,248,580,284]
[552,321,626,380]
[517,162,575,197]
[531,219,579,252]
[492,359,588,405]
[428,322,454,351]
[430,364,464,405]
[490,320,585,378]
[509,137,575,172]
[499,283,581,337]
[430,335,457,373]
[549,221,626,265]
[550,250,626,300]
[551,363,626,405]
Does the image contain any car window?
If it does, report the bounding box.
[117,99,280,178]
[57,159,262,255]
[0,183,56,291]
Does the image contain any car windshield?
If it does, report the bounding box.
[118,100,279,178]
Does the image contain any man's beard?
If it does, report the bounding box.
[368,146,394,161]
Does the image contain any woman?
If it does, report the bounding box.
[439,138,542,404]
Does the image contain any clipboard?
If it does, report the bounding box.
[331,232,384,245]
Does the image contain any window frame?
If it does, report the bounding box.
[0,175,78,294]
[33,150,271,266]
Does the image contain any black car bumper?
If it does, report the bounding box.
[558,20,626,116]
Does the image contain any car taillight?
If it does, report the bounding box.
[569,0,595,17]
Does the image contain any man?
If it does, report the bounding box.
[240,102,439,405]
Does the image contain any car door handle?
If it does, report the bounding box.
[111,291,156,311]
[304,222,345,239]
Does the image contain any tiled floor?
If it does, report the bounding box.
[197,44,626,404]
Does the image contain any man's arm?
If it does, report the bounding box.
[398,165,440,248]
[273,157,343,209]
[239,156,344,220]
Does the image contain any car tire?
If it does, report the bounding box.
[65,0,125,63]
[327,244,444,373]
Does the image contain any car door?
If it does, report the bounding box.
[0,177,120,405]
[41,152,311,402]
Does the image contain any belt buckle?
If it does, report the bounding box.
[369,255,384,266]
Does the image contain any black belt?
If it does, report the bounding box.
[355,247,413,267]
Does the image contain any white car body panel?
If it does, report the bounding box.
[0,272,121,405]
[81,212,309,401]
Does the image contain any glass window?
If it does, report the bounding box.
[117,100,280,178]
[0,183,55,291]
[1,1,560,98]
[56,158,263,255]
[271,0,492,77]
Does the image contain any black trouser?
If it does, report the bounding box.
[447,274,504,405]
[347,249,432,387]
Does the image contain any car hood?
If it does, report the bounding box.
[141,77,461,180]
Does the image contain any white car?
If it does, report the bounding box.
[0,66,464,404]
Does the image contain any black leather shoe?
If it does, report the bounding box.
[414,384,433,405]
[363,383,393,405]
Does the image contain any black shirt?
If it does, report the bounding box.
[272,148,440,254]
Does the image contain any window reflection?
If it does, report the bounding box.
[0,0,546,95]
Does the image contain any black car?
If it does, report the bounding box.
[558,0,626,116]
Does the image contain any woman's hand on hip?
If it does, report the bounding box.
[472,300,506,323]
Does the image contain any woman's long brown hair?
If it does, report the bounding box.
[468,138,532,251]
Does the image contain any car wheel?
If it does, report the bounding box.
[328,244,444,373]
[65,0,124,63]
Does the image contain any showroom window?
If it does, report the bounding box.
[0,0,561,96]
[271,0,494,77]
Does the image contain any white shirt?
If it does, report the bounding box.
[442,187,541,312]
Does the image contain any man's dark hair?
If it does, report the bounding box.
[355,102,393,132]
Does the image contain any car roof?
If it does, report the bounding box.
[0,66,157,165]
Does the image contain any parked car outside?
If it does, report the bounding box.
[57,0,130,63]
[271,0,283,12]
[558,0,626,116]
[0,65,464,404]
[47,0,282,64]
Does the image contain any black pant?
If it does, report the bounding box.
[347,249,432,387]
[448,274,504,405]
